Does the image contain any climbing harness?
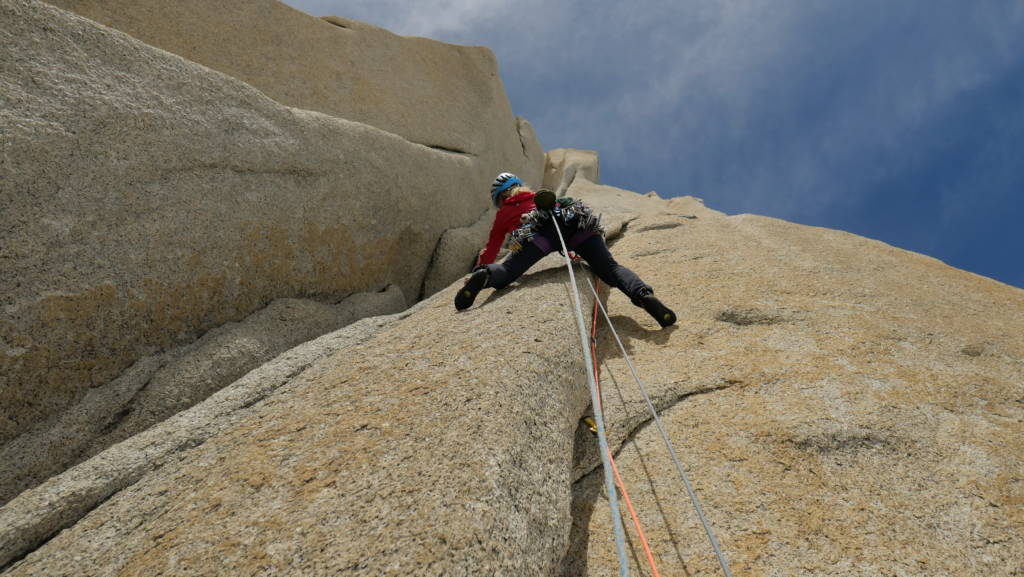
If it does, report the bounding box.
[549,199,734,577]
[550,214,632,577]
[586,277,735,577]
[508,197,604,255]
[548,198,604,235]
[508,213,540,254]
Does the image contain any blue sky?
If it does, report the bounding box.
[286,1,1023,289]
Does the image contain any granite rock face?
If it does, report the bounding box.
[0,0,538,448]
[567,191,1024,576]
[3,5,1022,574]
[1,142,1021,574]
[420,211,493,298]
[0,287,406,505]
[1,254,597,575]
[543,148,601,193]
[0,301,436,572]
[11,167,1017,576]
[45,0,544,188]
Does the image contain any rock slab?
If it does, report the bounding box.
[0,287,406,504]
[543,149,601,193]
[47,0,543,185]
[572,194,1024,576]
[0,0,532,445]
[2,257,597,576]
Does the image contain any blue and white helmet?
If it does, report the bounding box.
[490,172,523,206]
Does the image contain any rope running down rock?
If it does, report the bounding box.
[550,217,631,577]
[590,281,663,577]
[586,277,735,577]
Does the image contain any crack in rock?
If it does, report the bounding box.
[573,382,736,487]
[614,383,735,460]
[516,118,530,157]
[419,142,476,157]
[560,456,605,577]
[0,306,415,569]
[632,221,686,232]
[562,380,736,575]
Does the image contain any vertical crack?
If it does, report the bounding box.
[560,421,605,577]
[515,117,530,158]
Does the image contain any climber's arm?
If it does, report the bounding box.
[477,219,507,266]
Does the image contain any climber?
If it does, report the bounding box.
[454,172,676,327]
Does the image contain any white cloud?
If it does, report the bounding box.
[285,0,1024,170]
[282,0,1024,285]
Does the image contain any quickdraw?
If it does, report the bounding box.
[508,214,540,253]
[508,199,605,254]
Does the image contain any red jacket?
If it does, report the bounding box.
[477,190,537,266]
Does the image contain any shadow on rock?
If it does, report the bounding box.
[562,420,604,577]
[598,314,678,359]
[628,437,695,576]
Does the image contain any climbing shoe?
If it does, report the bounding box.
[455,267,490,311]
[635,290,676,327]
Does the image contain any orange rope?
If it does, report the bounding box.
[590,280,663,577]
[608,449,661,577]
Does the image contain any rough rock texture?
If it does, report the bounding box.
[558,171,686,243]
[2,152,1021,575]
[0,286,406,505]
[0,299,436,571]
[4,9,1021,574]
[418,120,546,298]
[567,192,1024,576]
[45,0,544,188]
[420,211,493,298]
[0,0,536,447]
[420,137,551,299]
[1,253,596,575]
[543,149,601,193]
[516,117,546,185]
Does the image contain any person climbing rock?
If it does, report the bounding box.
[454,172,677,327]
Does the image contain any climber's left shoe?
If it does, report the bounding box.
[455,267,490,311]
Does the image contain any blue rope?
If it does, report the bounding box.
[550,217,631,577]
[586,278,734,577]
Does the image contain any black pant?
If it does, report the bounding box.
[485,227,650,301]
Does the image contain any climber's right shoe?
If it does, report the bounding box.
[455,267,490,311]
[634,289,676,327]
